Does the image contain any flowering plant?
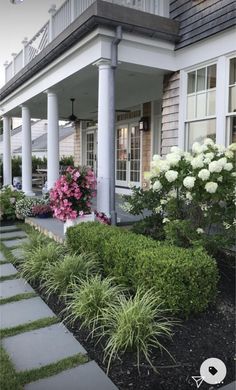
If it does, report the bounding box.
[50,166,96,222]
[0,185,25,220]
[32,204,52,217]
[15,197,49,219]
[124,141,236,253]
[95,211,111,225]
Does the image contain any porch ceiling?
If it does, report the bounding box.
[8,63,166,120]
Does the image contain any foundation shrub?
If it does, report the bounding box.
[134,246,219,316]
[66,222,158,285]
[66,223,219,316]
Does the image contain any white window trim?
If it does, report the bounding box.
[179,56,236,150]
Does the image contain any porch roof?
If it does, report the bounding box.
[0,0,179,103]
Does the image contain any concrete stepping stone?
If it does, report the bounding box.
[0,297,56,329]
[0,251,5,261]
[3,323,87,372]
[0,231,27,240]
[0,225,19,232]
[3,238,30,248]
[0,263,18,277]
[0,278,34,299]
[24,361,118,390]
[11,248,24,260]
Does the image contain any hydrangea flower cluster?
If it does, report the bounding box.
[50,166,96,222]
[146,140,236,232]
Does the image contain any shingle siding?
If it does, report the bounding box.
[170,0,236,49]
[161,72,180,156]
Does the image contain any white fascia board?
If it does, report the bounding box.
[175,27,236,71]
[1,29,103,114]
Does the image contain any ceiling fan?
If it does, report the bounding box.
[68,98,77,122]
[61,98,94,123]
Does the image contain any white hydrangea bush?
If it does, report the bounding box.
[148,140,236,241]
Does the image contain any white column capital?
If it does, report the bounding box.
[94,59,112,69]
[44,89,57,97]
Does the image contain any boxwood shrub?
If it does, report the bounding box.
[66,222,219,316]
[134,247,219,316]
[67,222,158,285]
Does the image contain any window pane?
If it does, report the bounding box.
[187,95,195,119]
[207,90,216,116]
[207,64,216,89]
[197,68,205,92]
[196,92,206,118]
[229,85,236,113]
[188,119,216,150]
[229,57,236,85]
[188,71,196,93]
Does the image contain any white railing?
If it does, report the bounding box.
[25,22,49,63]
[4,0,166,84]
[14,50,23,74]
[52,0,71,38]
[6,63,13,83]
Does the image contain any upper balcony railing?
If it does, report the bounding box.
[4,0,169,84]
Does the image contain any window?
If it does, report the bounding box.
[186,64,216,149]
[227,57,236,144]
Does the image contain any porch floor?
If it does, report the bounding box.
[26,195,142,242]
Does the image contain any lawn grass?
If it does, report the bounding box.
[0,317,60,339]
[0,242,16,264]
[0,273,20,282]
[0,346,22,390]
[0,345,88,390]
[0,292,37,305]
[18,354,88,386]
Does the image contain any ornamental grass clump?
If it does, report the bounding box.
[65,275,124,336]
[101,288,175,373]
[21,230,49,255]
[42,253,99,297]
[20,242,66,283]
[50,166,96,222]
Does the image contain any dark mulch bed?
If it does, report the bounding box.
[27,253,235,390]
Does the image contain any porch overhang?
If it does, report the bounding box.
[0,0,179,102]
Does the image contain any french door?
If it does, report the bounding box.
[116,124,141,187]
[86,131,97,175]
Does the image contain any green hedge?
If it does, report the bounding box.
[67,222,158,285]
[66,222,219,316]
[134,247,219,316]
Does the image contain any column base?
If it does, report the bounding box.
[24,191,35,197]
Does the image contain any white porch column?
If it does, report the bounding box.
[3,116,12,186]
[47,91,59,189]
[96,59,114,216]
[22,105,34,196]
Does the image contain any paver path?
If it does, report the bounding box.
[0,224,118,390]
[0,263,18,277]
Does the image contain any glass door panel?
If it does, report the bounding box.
[116,127,128,186]
[86,132,97,175]
[130,125,141,186]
